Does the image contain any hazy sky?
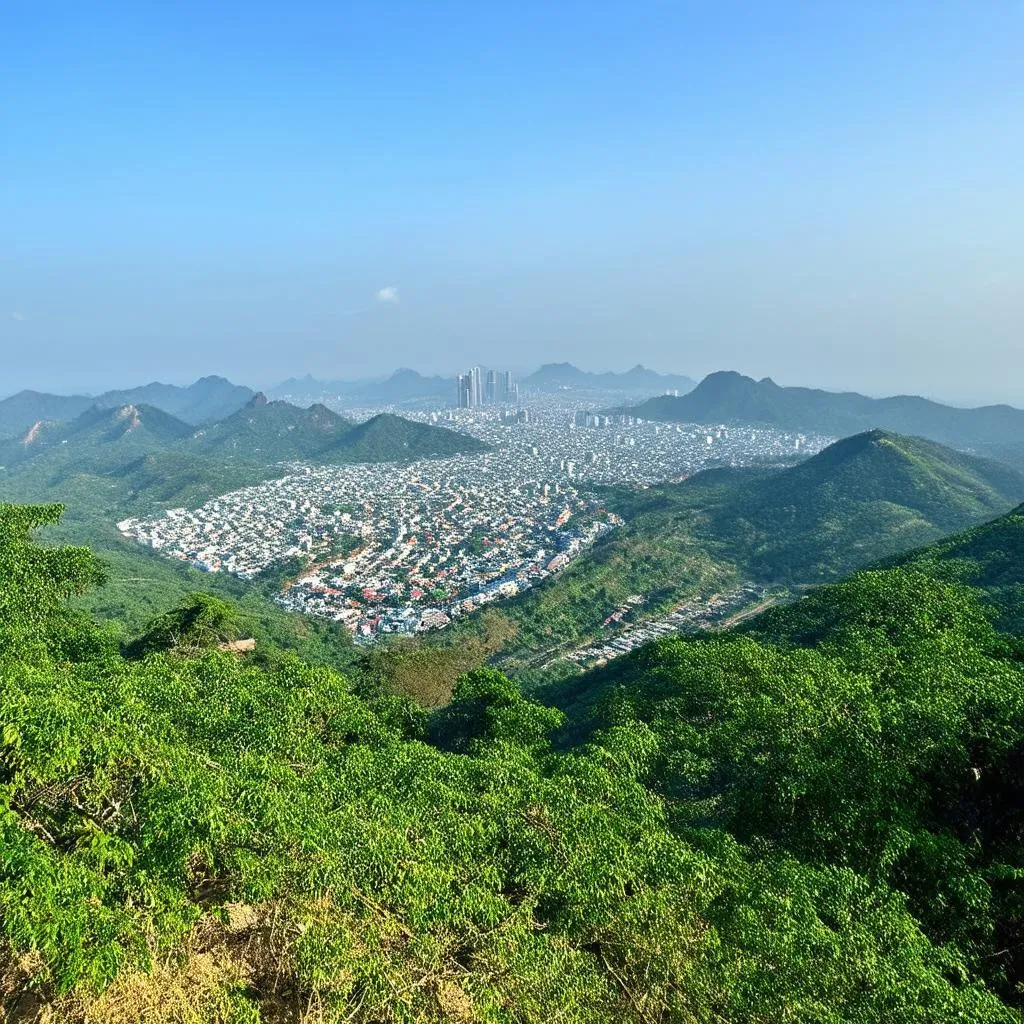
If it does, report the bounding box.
[2,2,1022,404]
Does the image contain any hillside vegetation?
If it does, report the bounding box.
[547,568,1024,1007]
[1,501,1021,1022]
[472,430,1024,669]
[891,502,1024,632]
[0,377,255,438]
[2,396,486,473]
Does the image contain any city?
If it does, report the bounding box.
[118,372,833,640]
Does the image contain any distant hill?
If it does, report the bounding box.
[889,502,1024,633]
[623,370,1024,451]
[0,376,255,438]
[105,375,256,425]
[337,412,488,462]
[698,429,1024,581]
[194,399,484,464]
[524,362,696,394]
[0,390,96,438]
[0,403,194,468]
[192,397,355,461]
[2,392,487,479]
[270,369,453,405]
[477,429,1024,671]
[351,369,453,403]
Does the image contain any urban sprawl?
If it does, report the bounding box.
[120,373,832,641]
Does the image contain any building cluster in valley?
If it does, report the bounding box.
[118,449,621,640]
[401,393,832,488]
[118,392,831,641]
[565,583,769,667]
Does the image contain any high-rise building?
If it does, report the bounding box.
[457,366,484,408]
[457,366,518,408]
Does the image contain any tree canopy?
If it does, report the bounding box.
[0,503,1021,1022]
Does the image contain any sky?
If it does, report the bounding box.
[2,1,1022,405]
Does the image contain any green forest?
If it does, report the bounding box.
[1,501,1022,1022]
[442,429,1024,673]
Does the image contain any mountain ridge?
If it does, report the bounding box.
[2,397,487,473]
[270,369,454,404]
[525,362,696,393]
[0,376,255,438]
[619,370,1024,453]
[478,428,1024,670]
[0,403,195,468]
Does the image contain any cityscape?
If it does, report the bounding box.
[118,379,832,640]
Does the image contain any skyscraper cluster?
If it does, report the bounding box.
[457,367,518,408]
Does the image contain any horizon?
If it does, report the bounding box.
[3,2,1022,406]
[5,363,1024,413]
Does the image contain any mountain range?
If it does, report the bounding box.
[271,363,699,406]
[0,394,486,474]
[0,375,255,438]
[620,370,1024,454]
[523,362,696,393]
[270,369,454,405]
[196,397,487,463]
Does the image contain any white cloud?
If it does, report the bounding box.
[11,311,27,321]
[375,286,399,304]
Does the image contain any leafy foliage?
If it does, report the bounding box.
[123,593,242,658]
[891,502,1024,632]
[570,569,1024,1003]
[0,504,1020,1022]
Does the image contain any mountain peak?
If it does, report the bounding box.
[699,370,757,387]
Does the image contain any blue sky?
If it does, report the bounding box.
[2,1,1022,402]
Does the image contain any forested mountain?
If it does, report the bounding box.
[1,395,486,474]
[192,396,355,460]
[194,399,485,463]
[525,362,696,393]
[338,411,488,460]
[698,429,1024,580]
[0,376,255,438]
[1,501,1021,1021]
[472,430,1024,668]
[891,502,1024,632]
[99,376,257,425]
[0,404,194,468]
[624,370,1024,451]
